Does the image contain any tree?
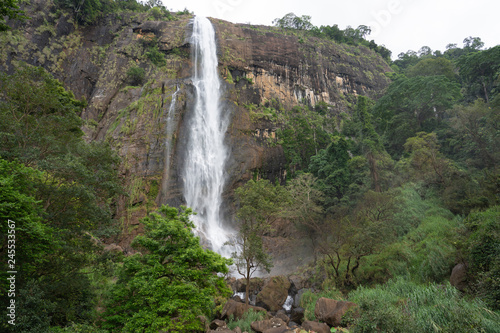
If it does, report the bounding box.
[464,206,500,310]
[448,99,500,169]
[55,0,103,24]
[278,105,331,173]
[373,76,461,157]
[400,132,451,185]
[0,65,121,327]
[457,45,500,103]
[393,50,420,70]
[284,173,323,261]
[342,96,388,192]
[406,57,457,81]
[0,0,27,31]
[0,159,54,296]
[103,205,232,332]
[273,12,314,30]
[229,179,285,304]
[309,136,352,206]
[463,36,484,52]
[318,191,396,286]
[0,65,85,165]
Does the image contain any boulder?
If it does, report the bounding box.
[314,297,357,327]
[251,317,287,333]
[450,263,468,291]
[220,299,268,320]
[290,307,304,324]
[301,320,330,333]
[256,276,291,312]
[232,295,243,303]
[262,327,289,333]
[234,277,265,293]
[288,274,310,290]
[275,310,289,324]
[209,319,227,330]
[293,288,310,308]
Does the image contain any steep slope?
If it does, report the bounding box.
[0,3,391,254]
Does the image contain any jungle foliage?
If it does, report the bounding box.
[242,34,500,331]
[0,7,499,332]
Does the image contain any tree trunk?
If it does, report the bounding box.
[245,265,250,305]
[367,151,381,192]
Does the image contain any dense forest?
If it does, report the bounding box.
[0,1,499,332]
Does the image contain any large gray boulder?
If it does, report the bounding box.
[301,320,330,333]
[314,297,357,327]
[256,276,291,312]
[220,299,268,320]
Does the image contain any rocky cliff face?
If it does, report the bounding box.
[1,3,391,252]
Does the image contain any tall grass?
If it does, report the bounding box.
[226,309,266,332]
[348,277,500,332]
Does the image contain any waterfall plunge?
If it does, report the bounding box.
[183,17,232,256]
[161,86,179,198]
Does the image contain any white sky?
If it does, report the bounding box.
[164,0,499,58]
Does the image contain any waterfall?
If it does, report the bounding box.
[161,86,179,197]
[183,16,231,256]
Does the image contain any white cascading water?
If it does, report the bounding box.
[161,86,179,197]
[183,16,231,256]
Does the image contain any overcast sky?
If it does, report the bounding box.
[164,0,499,58]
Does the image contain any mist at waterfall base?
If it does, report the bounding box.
[182,16,234,258]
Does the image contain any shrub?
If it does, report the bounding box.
[145,46,166,66]
[226,309,266,332]
[126,66,145,86]
[466,206,500,310]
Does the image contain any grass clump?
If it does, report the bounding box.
[226,309,266,332]
[348,277,500,332]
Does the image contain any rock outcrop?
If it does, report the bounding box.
[301,320,331,333]
[220,299,268,320]
[2,2,392,261]
[256,276,291,312]
[450,263,468,291]
[250,317,287,333]
[314,297,358,327]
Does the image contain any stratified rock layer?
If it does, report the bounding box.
[1,3,391,258]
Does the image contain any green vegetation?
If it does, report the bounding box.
[273,12,392,60]
[54,0,150,25]
[0,0,27,31]
[231,35,500,331]
[1,6,500,332]
[347,277,499,332]
[126,65,145,85]
[227,309,266,332]
[103,205,232,332]
[229,179,286,304]
[0,65,121,330]
[300,289,344,321]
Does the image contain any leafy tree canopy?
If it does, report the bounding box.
[373,75,462,157]
[273,12,314,30]
[103,205,232,332]
[0,0,28,31]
